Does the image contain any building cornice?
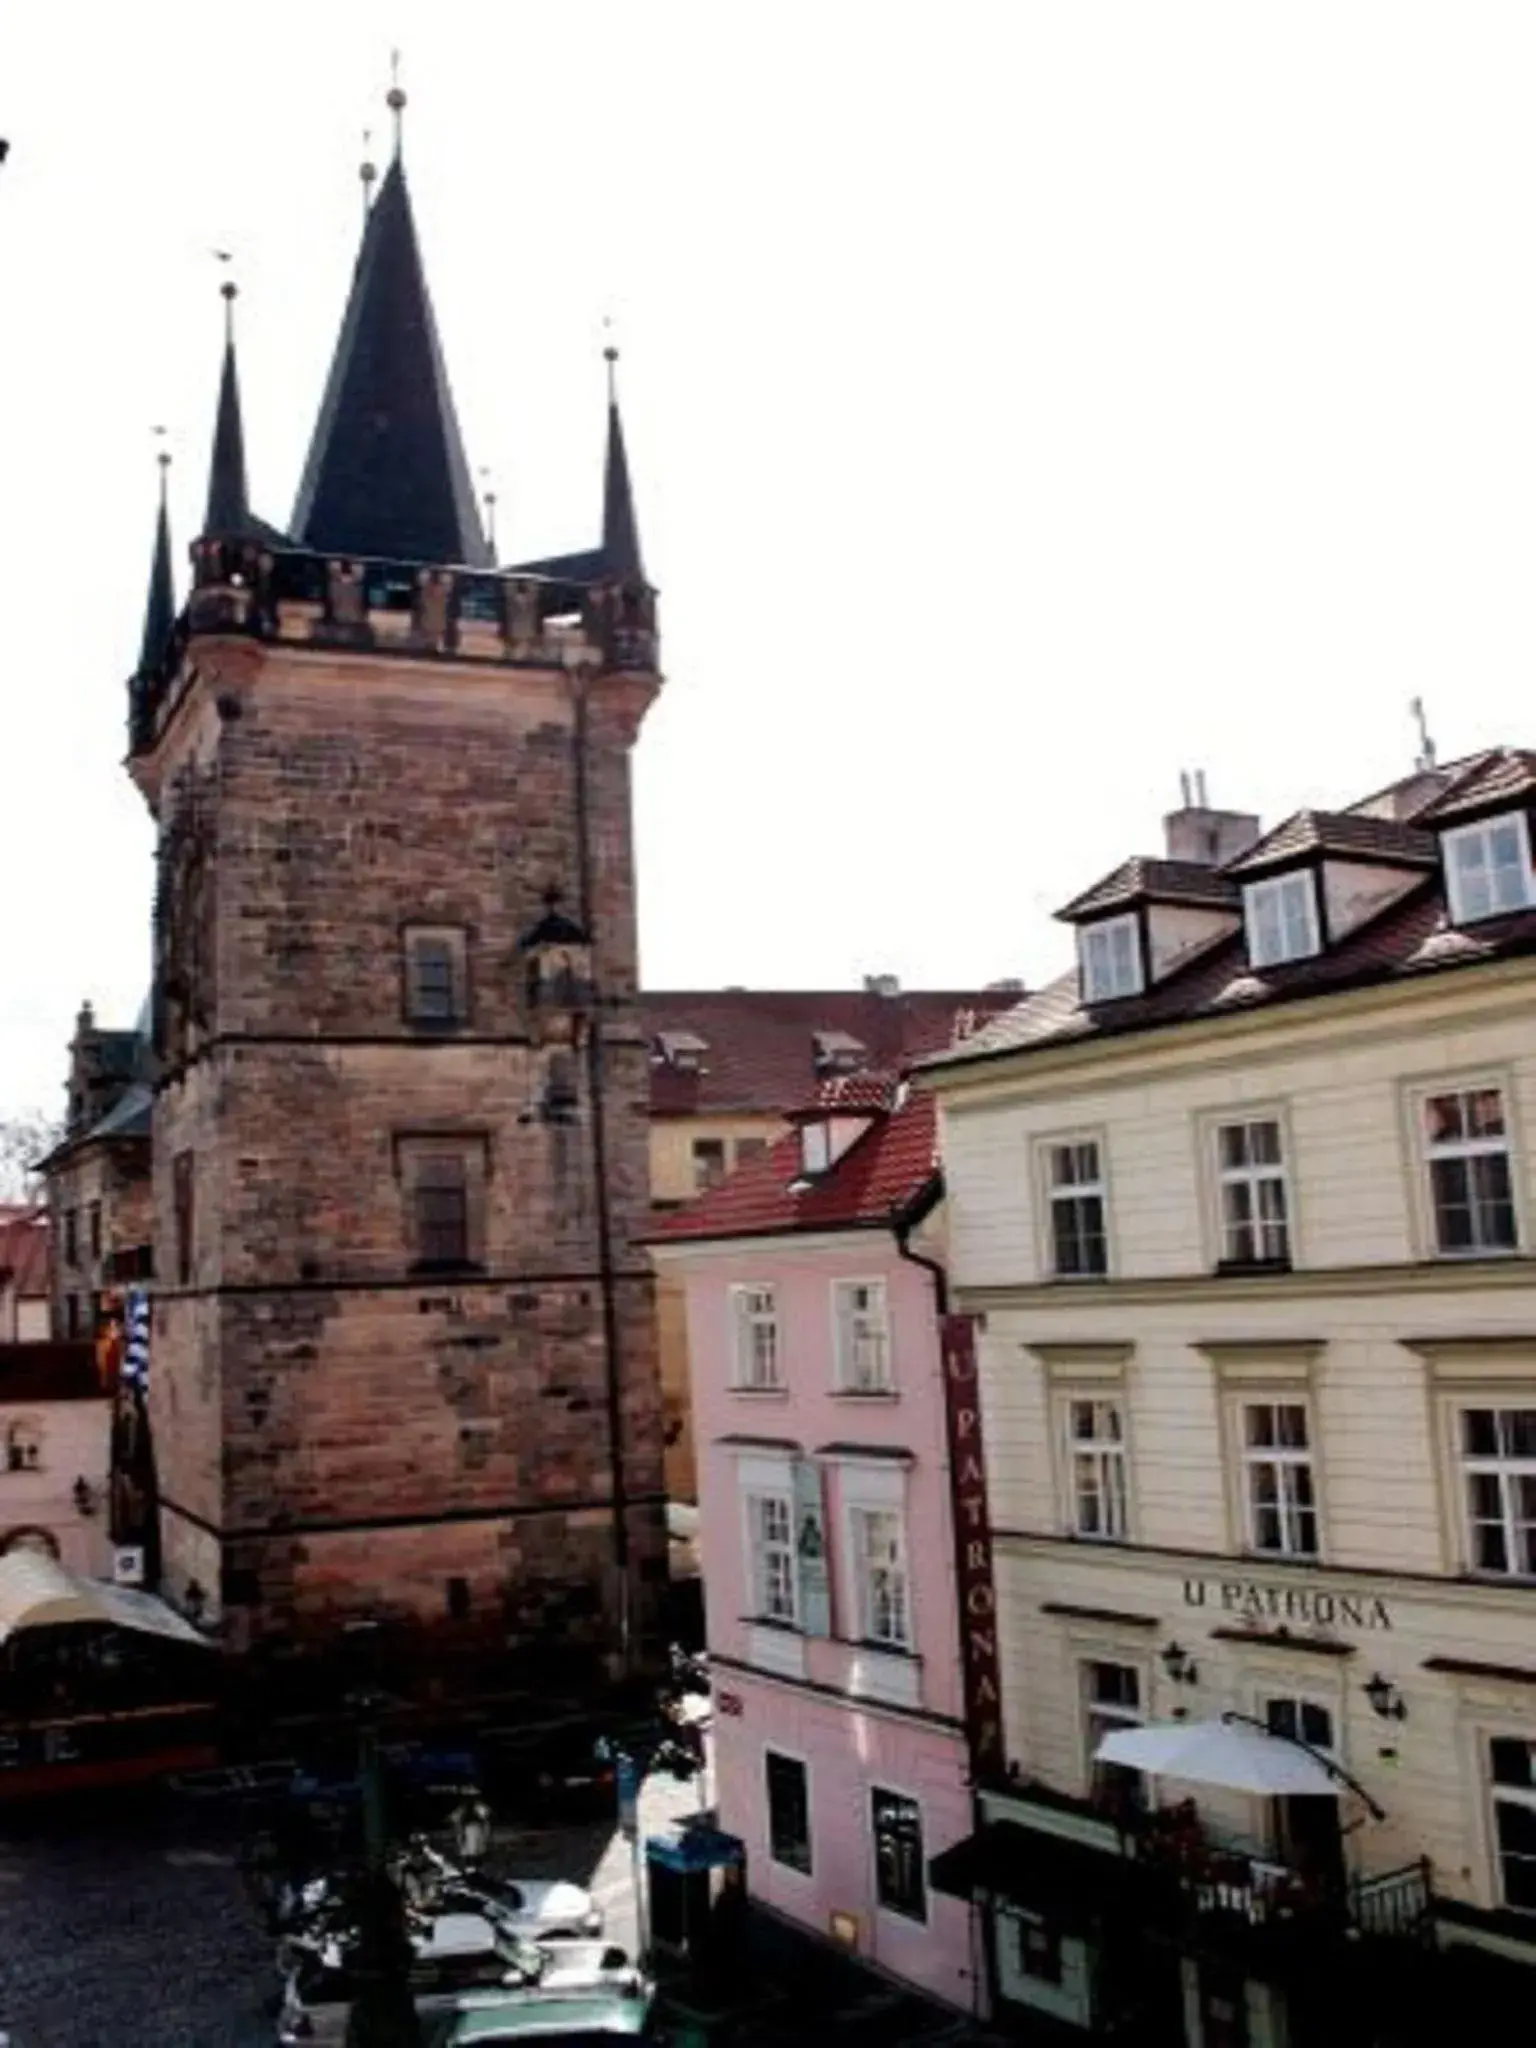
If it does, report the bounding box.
[960,1254,1536,1313]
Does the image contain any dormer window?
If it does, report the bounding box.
[1443,815,1536,926]
[814,1030,867,1076]
[801,1122,831,1176]
[1079,915,1143,1004]
[1244,872,1319,968]
[654,1030,709,1074]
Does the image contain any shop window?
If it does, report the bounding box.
[1083,1659,1145,1813]
[870,1787,926,1922]
[1015,1911,1063,1986]
[1491,1737,1536,1911]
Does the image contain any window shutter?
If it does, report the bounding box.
[731,1288,749,1385]
[834,1283,855,1388]
[793,1457,831,1636]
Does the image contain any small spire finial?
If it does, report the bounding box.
[213,250,237,340]
[360,128,378,223]
[602,315,620,404]
[1410,696,1438,773]
[387,51,406,155]
[478,467,498,554]
[153,425,171,498]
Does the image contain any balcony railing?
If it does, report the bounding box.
[1134,1804,1433,1947]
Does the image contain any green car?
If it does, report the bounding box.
[429,1990,657,2043]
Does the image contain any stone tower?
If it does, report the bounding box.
[125,113,666,1670]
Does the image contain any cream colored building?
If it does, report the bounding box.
[925,754,1536,2044]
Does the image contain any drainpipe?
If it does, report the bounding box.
[892,1204,947,1315]
[571,665,632,1674]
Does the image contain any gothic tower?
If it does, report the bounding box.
[126,105,666,1670]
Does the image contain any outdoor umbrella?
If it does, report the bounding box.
[1093,1716,1338,1797]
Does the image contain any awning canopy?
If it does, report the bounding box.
[1094,1716,1338,1797]
[0,1550,207,1650]
[928,1820,1143,1929]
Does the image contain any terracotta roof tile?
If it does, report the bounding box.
[648,1090,940,1244]
[1057,858,1239,921]
[1225,809,1437,877]
[640,989,1016,1117]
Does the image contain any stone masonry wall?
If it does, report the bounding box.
[145,637,663,1655]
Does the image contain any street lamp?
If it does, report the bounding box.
[1363,1673,1407,1722]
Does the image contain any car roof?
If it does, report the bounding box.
[447,1992,651,2039]
[419,1912,501,1956]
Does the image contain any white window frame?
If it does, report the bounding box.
[743,1487,798,1626]
[1039,1134,1111,1280]
[1458,1404,1536,1580]
[1488,1733,1536,1914]
[1213,1114,1292,1266]
[801,1122,830,1176]
[1443,813,1536,926]
[1239,1397,1321,1559]
[1262,1692,1337,1758]
[1243,871,1321,968]
[1079,914,1143,1004]
[832,1277,893,1393]
[1418,1081,1522,1258]
[1081,1657,1145,1806]
[868,1782,928,1925]
[729,1283,782,1392]
[1062,1396,1130,1541]
[848,1503,912,1649]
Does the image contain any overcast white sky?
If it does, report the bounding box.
[3,4,1535,1119]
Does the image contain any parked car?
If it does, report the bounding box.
[276,1912,634,2045]
[425,1988,658,2043]
[404,1842,605,1941]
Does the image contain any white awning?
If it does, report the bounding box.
[0,1550,206,1650]
[1094,1716,1338,1797]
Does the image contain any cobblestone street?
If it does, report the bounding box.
[0,1767,696,2048]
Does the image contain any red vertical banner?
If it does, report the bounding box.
[940,1312,1005,1782]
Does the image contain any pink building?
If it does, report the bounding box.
[650,1079,978,2012]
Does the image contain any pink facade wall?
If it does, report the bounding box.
[677,1230,976,2010]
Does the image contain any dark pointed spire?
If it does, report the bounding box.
[289,100,489,567]
[601,345,644,582]
[138,448,175,676]
[202,280,256,539]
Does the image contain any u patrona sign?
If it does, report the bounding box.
[941,1314,1005,1780]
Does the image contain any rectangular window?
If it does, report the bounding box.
[850,1506,910,1647]
[1490,1737,1536,1911]
[404,931,464,1027]
[1242,1401,1319,1557]
[1244,872,1320,968]
[870,1788,926,1921]
[765,1751,812,1875]
[1265,1697,1334,1753]
[1015,1912,1063,1986]
[730,1285,781,1391]
[1047,1141,1108,1278]
[414,1153,469,1267]
[1445,815,1536,925]
[1067,1398,1129,1539]
[88,1203,102,1263]
[1461,1407,1536,1577]
[63,1210,77,1269]
[1216,1118,1290,1265]
[1423,1087,1519,1255]
[1084,1660,1144,1813]
[1079,915,1142,1003]
[172,1152,194,1288]
[692,1138,727,1193]
[833,1279,892,1391]
[747,1491,797,1624]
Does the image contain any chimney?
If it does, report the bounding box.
[1163,770,1261,867]
[864,973,901,998]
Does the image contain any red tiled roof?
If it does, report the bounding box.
[1225,809,1436,877]
[639,989,1017,1117]
[1057,858,1240,920]
[0,1211,48,1299]
[0,1342,102,1403]
[648,1089,941,1244]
